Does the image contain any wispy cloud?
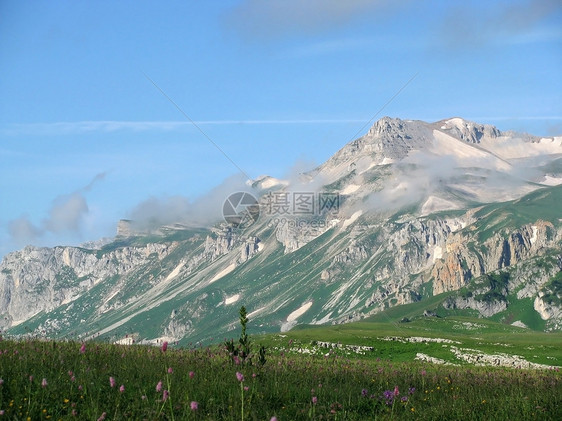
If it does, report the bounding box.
[1,119,366,136]
[224,0,412,40]
[439,0,562,49]
[7,173,106,246]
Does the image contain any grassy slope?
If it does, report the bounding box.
[260,314,562,367]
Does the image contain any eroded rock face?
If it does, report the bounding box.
[0,243,175,327]
[432,221,558,295]
[534,296,562,321]
[443,296,507,317]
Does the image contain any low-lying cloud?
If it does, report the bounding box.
[7,173,106,246]
[128,173,253,231]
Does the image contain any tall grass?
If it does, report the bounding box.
[0,338,560,420]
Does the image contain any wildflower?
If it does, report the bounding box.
[161,341,168,353]
[141,395,147,400]
[71,376,76,382]
[189,371,195,379]
[401,396,408,402]
[119,385,125,393]
[97,412,106,421]
[0,410,4,415]
[312,396,318,404]
[41,378,48,388]
[162,390,169,402]
[233,356,241,365]
[394,385,399,396]
[109,377,116,388]
[190,401,198,411]
[421,369,427,376]
[244,386,249,391]
[167,367,173,374]
[271,417,278,421]
[72,409,77,416]
[236,372,244,382]
[361,388,368,397]
[79,343,86,354]
[0,378,3,385]
[409,387,416,395]
[29,375,33,382]
[156,381,163,392]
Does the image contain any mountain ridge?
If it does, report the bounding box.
[1,116,561,343]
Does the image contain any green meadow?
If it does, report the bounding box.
[1,313,561,420]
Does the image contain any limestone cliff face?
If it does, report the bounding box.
[0,226,262,331]
[0,243,175,328]
[534,296,562,323]
[432,221,558,295]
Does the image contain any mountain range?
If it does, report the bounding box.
[1,117,561,344]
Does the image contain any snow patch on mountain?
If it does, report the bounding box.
[210,263,236,283]
[225,294,240,305]
[343,210,362,229]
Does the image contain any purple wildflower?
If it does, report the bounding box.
[236,372,244,382]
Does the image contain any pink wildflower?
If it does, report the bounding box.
[393,386,399,396]
[163,390,169,401]
[119,384,125,393]
[312,396,318,404]
[190,401,198,411]
[97,412,106,421]
[161,341,168,353]
[167,367,173,374]
[109,377,116,388]
[156,381,163,392]
[79,343,86,354]
[189,371,195,379]
[270,418,278,421]
[236,372,244,382]
[41,378,48,388]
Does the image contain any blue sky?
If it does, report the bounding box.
[0,0,561,257]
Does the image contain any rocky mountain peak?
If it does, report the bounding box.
[439,117,501,143]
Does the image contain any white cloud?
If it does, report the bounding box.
[6,173,106,246]
[1,119,367,136]
[224,0,412,40]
